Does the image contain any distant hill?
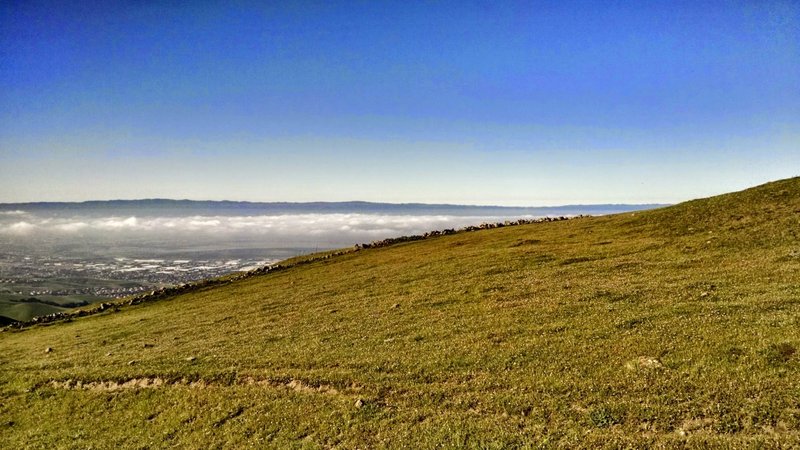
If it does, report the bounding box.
[1,177,798,448]
[0,301,65,323]
[0,199,666,216]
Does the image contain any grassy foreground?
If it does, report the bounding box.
[1,178,799,448]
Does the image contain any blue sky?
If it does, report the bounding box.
[1,1,798,205]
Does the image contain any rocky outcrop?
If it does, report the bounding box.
[353,216,577,250]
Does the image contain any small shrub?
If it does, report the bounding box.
[714,413,743,434]
[725,346,745,361]
[617,317,647,330]
[750,402,779,427]
[353,398,384,419]
[589,406,621,428]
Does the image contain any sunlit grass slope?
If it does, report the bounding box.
[0,301,64,322]
[1,177,799,448]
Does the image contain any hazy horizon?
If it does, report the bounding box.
[0,197,669,208]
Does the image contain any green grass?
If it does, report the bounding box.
[0,295,96,322]
[1,177,799,448]
[0,277,144,321]
[0,300,66,322]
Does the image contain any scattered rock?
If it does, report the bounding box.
[677,418,715,436]
[185,356,196,362]
[391,303,400,309]
[127,360,137,366]
[625,356,665,371]
[354,216,578,250]
[44,347,52,353]
[142,343,155,348]
[355,398,365,408]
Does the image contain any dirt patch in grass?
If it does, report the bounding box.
[677,417,715,436]
[560,256,602,265]
[510,239,542,247]
[48,376,355,395]
[761,342,797,365]
[625,356,666,371]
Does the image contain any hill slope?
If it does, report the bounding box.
[1,178,799,448]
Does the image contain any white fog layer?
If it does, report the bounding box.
[0,213,541,243]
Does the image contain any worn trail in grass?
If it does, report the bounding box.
[1,178,799,448]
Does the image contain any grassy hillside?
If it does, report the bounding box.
[1,178,799,448]
[0,296,92,323]
[0,300,65,322]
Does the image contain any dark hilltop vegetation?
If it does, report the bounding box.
[1,177,799,448]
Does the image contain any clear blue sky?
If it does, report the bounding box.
[1,1,798,205]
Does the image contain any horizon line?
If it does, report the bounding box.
[0,198,672,210]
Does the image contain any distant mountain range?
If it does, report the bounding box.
[0,199,668,217]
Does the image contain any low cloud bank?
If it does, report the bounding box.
[0,213,542,243]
